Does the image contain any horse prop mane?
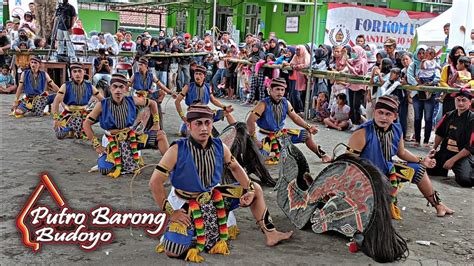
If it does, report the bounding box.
[276,136,408,263]
[219,122,276,186]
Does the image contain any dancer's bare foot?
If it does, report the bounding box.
[265,230,294,246]
[435,203,455,217]
[321,154,332,163]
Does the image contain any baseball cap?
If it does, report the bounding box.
[13,18,21,24]
[384,38,397,46]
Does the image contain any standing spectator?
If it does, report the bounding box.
[177,34,193,92]
[346,45,369,127]
[328,45,349,108]
[443,23,450,46]
[10,19,21,42]
[119,31,136,77]
[400,52,415,142]
[365,44,378,72]
[289,45,311,116]
[407,45,439,147]
[211,45,228,97]
[440,46,466,114]
[267,37,280,57]
[383,38,397,66]
[155,40,169,86]
[55,0,77,62]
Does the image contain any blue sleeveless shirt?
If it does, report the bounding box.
[63,81,93,105]
[184,82,211,106]
[169,138,224,193]
[99,96,137,130]
[132,71,154,91]
[23,70,46,96]
[359,120,403,175]
[256,97,288,132]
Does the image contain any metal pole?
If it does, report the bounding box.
[304,0,318,119]
[212,0,217,45]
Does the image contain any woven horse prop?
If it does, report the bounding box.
[219,122,276,187]
[276,136,408,263]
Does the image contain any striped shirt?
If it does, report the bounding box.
[270,99,284,126]
[374,124,395,161]
[109,98,129,129]
[71,82,85,104]
[187,137,217,187]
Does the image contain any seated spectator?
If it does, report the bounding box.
[311,92,330,122]
[323,93,351,131]
[0,65,16,94]
[93,48,113,85]
[12,29,35,51]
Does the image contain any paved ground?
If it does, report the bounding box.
[1,94,472,265]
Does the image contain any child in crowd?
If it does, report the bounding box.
[449,56,473,88]
[0,65,16,94]
[417,47,440,85]
[323,93,351,131]
[236,48,250,102]
[311,92,330,122]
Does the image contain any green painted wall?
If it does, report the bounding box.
[78,9,119,33]
[172,0,430,44]
[262,3,314,45]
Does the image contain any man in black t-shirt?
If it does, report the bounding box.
[0,26,11,66]
[428,88,473,187]
[93,48,113,85]
[56,0,77,61]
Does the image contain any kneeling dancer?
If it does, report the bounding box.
[246,78,332,164]
[149,104,293,262]
[84,74,169,178]
[347,95,454,217]
[52,62,104,139]
[12,56,59,117]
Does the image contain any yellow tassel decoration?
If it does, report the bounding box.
[390,203,402,220]
[208,240,230,255]
[155,243,164,253]
[185,248,204,263]
[108,168,121,178]
[15,114,24,118]
[228,225,240,240]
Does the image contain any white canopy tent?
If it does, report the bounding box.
[416,0,474,50]
[415,7,452,47]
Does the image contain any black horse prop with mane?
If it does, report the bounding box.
[276,135,408,263]
[219,122,276,186]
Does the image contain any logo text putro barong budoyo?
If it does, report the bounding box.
[17,174,168,252]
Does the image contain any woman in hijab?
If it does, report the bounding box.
[267,37,280,57]
[312,48,329,97]
[439,45,466,114]
[289,44,311,115]
[375,50,388,68]
[407,45,439,147]
[346,45,369,126]
[319,44,333,69]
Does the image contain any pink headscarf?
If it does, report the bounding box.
[290,45,311,91]
[347,46,368,91]
[347,46,368,75]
